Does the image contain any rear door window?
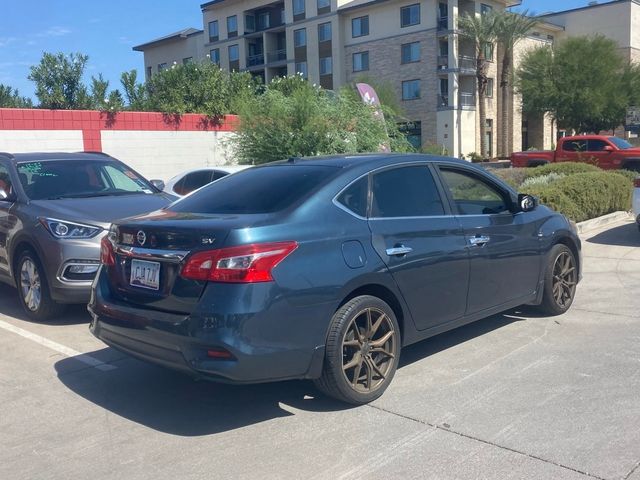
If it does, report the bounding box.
[336,177,368,217]
[562,140,587,152]
[181,170,214,195]
[171,165,339,214]
[371,166,444,218]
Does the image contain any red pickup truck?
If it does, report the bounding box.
[511,135,640,171]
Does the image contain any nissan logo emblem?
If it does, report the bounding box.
[136,230,146,246]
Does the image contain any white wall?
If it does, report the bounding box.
[0,130,84,152]
[100,130,237,181]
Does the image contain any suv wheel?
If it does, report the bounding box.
[16,250,65,322]
[538,244,578,316]
[314,295,400,405]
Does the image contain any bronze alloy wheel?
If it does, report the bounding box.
[315,295,401,404]
[341,306,397,394]
[551,251,577,309]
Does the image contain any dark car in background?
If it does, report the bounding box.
[0,152,175,321]
[89,154,581,404]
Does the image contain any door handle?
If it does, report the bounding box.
[386,245,413,256]
[468,235,490,247]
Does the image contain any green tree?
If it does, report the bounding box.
[28,52,90,109]
[120,70,148,111]
[233,78,411,164]
[494,10,538,157]
[517,35,639,133]
[0,84,33,108]
[146,61,260,117]
[90,73,109,109]
[458,11,498,158]
[352,73,404,116]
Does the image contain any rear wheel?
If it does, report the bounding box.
[314,295,400,405]
[538,244,577,316]
[16,250,65,322]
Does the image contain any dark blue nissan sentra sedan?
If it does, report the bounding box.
[89,154,581,404]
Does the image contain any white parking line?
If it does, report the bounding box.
[0,319,117,371]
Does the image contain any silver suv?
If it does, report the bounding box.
[0,152,175,321]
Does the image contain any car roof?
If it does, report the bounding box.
[265,153,476,170]
[0,152,114,164]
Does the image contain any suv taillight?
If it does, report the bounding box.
[100,236,115,266]
[180,242,298,283]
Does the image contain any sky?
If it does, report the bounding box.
[0,0,615,102]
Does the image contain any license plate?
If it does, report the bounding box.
[130,259,160,290]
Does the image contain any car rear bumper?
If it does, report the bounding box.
[88,268,327,384]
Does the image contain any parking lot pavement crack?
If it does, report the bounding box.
[572,307,640,320]
[624,459,640,480]
[367,404,606,480]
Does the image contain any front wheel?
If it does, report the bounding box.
[16,250,65,322]
[314,295,400,405]
[538,244,578,316]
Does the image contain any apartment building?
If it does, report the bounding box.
[139,0,640,157]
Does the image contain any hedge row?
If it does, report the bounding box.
[523,172,633,222]
[492,163,600,188]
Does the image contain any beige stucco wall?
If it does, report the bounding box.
[142,33,205,78]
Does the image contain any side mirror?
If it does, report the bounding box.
[518,193,538,212]
[603,145,614,152]
[150,179,165,191]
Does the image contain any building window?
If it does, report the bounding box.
[486,78,494,98]
[227,15,238,37]
[485,119,493,157]
[317,0,331,12]
[399,121,422,149]
[402,79,420,100]
[401,41,420,63]
[295,61,308,78]
[318,22,332,42]
[480,3,493,15]
[352,16,369,37]
[320,56,332,75]
[257,11,270,30]
[353,51,369,72]
[483,42,494,61]
[183,57,193,65]
[158,63,167,72]
[294,28,306,47]
[208,20,219,42]
[210,48,220,65]
[401,4,420,27]
[229,44,239,62]
[146,66,152,79]
[293,0,305,16]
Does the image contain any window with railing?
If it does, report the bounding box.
[459,92,476,107]
[458,55,475,70]
[267,49,287,63]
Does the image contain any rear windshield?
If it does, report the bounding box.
[17,160,154,200]
[170,165,338,214]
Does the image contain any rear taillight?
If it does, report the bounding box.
[634,177,640,188]
[180,241,298,283]
[100,236,115,266]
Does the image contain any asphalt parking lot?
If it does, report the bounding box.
[1,219,639,480]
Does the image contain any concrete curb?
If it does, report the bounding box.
[576,211,633,234]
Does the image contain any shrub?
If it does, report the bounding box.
[520,172,566,189]
[611,169,639,183]
[522,162,600,181]
[421,143,449,156]
[523,171,632,222]
[489,167,528,189]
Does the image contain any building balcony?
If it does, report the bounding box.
[437,16,448,30]
[437,55,449,70]
[458,55,476,73]
[247,53,265,67]
[459,92,476,108]
[266,49,287,63]
[437,94,449,108]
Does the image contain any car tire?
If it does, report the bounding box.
[538,244,578,316]
[15,250,65,322]
[314,295,400,405]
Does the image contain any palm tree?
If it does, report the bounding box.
[495,10,538,157]
[458,11,498,159]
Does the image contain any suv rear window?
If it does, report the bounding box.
[170,165,338,214]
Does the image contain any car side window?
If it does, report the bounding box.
[182,170,214,195]
[587,140,609,151]
[562,140,587,152]
[337,176,368,217]
[0,164,13,199]
[371,166,444,218]
[212,171,228,181]
[439,168,510,215]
